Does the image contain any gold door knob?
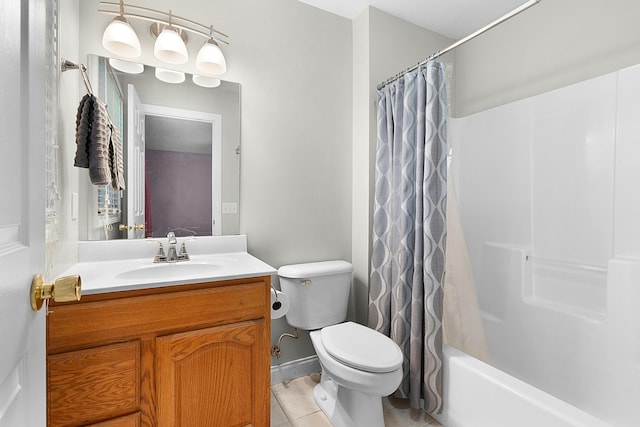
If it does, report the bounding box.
[119,224,144,231]
[30,274,81,311]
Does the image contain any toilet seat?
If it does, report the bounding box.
[320,322,403,373]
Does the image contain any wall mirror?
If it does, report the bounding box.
[80,54,240,240]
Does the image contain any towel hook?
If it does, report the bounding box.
[60,58,94,95]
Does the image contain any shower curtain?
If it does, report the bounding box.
[368,61,447,413]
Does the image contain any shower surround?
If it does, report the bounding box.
[449,64,640,427]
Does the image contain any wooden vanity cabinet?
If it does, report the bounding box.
[46,276,271,427]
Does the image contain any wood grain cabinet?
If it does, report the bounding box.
[46,276,271,427]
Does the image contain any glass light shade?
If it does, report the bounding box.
[102,16,141,58]
[192,74,221,88]
[155,67,185,84]
[108,58,144,74]
[196,40,227,75]
[154,28,188,64]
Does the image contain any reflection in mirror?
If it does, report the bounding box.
[80,55,240,240]
[144,106,219,238]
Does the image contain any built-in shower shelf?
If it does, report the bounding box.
[523,254,608,321]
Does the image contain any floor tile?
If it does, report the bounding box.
[291,411,333,427]
[272,373,322,421]
[271,373,442,427]
[270,391,289,426]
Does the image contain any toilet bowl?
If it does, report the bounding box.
[277,261,403,427]
[310,322,403,427]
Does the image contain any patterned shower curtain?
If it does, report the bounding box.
[368,61,448,413]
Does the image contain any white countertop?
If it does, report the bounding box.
[58,235,276,295]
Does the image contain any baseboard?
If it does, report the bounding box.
[270,355,321,385]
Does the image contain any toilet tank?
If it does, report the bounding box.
[278,260,352,330]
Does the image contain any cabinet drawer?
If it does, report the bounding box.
[48,341,140,427]
[48,279,268,353]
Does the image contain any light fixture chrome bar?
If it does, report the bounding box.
[99,1,228,36]
[98,9,230,45]
[377,0,541,90]
[99,1,229,42]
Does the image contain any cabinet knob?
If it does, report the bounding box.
[30,274,81,311]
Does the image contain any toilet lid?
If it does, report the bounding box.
[321,322,403,373]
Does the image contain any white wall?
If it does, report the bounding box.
[454,0,640,117]
[54,0,81,277]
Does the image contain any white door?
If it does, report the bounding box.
[127,84,146,239]
[0,1,47,426]
[142,105,223,236]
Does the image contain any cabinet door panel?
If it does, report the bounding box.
[156,320,268,427]
[88,413,141,427]
[48,341,140,426]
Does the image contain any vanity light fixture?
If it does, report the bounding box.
[99,1,228,73]
[155,67,186,84]
[196,35,227,75]
[152,15,188,65]
[101,6,141,58]
[192,74,221,88]
[108,57,144,74]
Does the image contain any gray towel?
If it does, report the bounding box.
[73,94,93,168]
[109,124,125,190]
[74,94,123,188]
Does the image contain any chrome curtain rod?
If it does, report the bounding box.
[377,0,541,90]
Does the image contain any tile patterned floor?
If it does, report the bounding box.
[271,373,442,427]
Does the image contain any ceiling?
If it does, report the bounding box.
[297,0,531,39]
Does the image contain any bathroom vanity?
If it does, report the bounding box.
[46,236,275,427]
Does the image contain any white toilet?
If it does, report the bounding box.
[278,260,403,427]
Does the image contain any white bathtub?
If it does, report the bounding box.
[434,346,613,427]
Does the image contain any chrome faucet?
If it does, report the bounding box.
[153,231,190,263]
[166,231,179,262]
[178,240,190,261]
[151,240,167,263]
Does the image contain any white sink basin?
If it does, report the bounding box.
[64,236,277,295]
[114,262,223,280]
